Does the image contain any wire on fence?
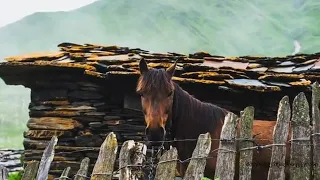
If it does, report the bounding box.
[19,132,320,180]
[50,138,320,180]
[16,134,320,160]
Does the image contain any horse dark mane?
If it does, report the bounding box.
[136,68,174,95]
[170,82,229,139]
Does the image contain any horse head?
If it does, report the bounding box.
[136,58,178,146]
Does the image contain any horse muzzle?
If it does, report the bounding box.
[145,127,166,147]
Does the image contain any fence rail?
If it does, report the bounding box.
[2,82,320,180]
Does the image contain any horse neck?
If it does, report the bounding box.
[170,82,228,138]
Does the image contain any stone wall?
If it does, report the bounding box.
[0,149,23,173]
[21,72,146,177]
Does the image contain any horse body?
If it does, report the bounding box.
[170,82,227,178]
[136,59,290,180]
[171,82,289,179]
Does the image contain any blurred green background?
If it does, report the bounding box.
[0,0,319,148]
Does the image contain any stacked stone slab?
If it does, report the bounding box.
[19,72,147,177]
[0,149,23,173]
[0,42,320,177]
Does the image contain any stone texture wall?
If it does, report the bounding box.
[22,73,145,177]
[0,149,23,173]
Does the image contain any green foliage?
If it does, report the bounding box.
[8,171,23,180]
[202,177,212,180]
[0,0,319,148]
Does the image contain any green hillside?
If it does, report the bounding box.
[0,0,319,148]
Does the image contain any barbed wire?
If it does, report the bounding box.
[45,139,320,159]
[137,132,320,144]
[3,134,320,179]
[51,141,317,180]
[1,134,319,162]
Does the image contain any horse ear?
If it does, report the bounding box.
[166,60,178,77]
[139,58,149,74]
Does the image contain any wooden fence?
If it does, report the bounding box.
[2,82,320,180]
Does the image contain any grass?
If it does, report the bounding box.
[8,171,23,180]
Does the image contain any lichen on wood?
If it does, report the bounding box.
[91,132,118,180]
[312,82,320,179]
[154,147,178,180]
[215,112,238,180]
[267,96,291,180]
[119,140,146,180]
[290,92,312,180]
[36,136,58,180]
[183,133,212,180]
[21,161,39,180]
[74,157,90,180]
[238,106,254,180]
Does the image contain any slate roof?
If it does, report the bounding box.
[0,42,320,92]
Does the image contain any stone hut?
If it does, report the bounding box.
[0,42,319,178]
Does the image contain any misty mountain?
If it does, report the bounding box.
[0,0,319,148]
[1,0,319,58]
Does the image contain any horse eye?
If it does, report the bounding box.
[168,91,173,97]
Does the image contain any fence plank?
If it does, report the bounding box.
[267,96,291,180]
[119,140,147,180]
[36,136,58,180]
[21,161,39,180]
[91,132,118,180]
[215,112,238,180]
[312,82,320,179]
[119,140,135,180]
[74,157,90,180]
[290,92,312,180]
[239,106,254,180]
[129,142,146,179]
[183,132,212,180]
[154,147,178,180]
[0,165,8,180]
[59,167,71,180]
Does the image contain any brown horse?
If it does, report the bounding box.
[136,59,290,180]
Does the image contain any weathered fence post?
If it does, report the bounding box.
[130,142,146,179]
[0,165,8,180]
[183,133,212,180]
[91,132,118,180]
[119,140,147,180]
[312,82,320,179]
[267,96,291,180]
[239,106,254,180]
[59,167,71,180]
[74,157,90,180]
[119,140,134,180]
[290,92,312,180]
[154,147,178,180]
[215,112,238,180]
[22,161,39,180]
[35,136,58,180]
